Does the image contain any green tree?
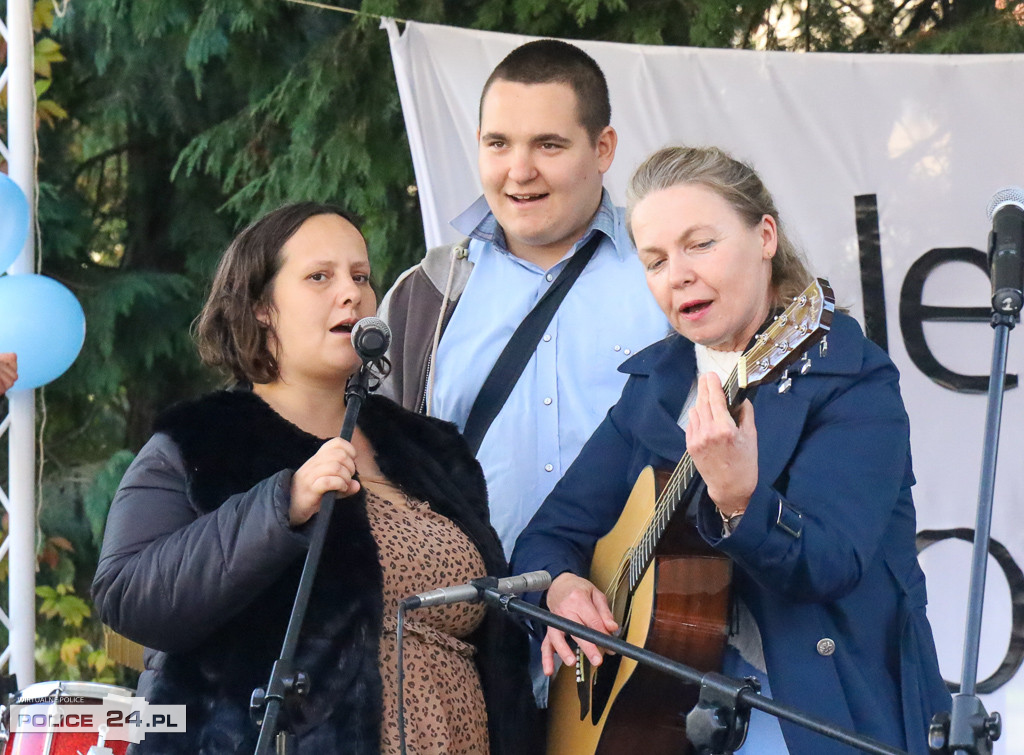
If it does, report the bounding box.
[2,0,1020,685]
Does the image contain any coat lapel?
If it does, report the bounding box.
[621,335,694,465]
[750,312,865,488]
[753,386,811,487]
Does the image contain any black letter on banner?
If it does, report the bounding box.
[917,528,1024,693]
[899,247,1018,393]
[856,194,888,352]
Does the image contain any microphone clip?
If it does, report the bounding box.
[469,576,500,592]
[345,362,373,404]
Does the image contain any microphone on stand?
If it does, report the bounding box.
[351,316,391,362]
[254,321,393,754]
[343,317,391,415]
[986,187,1024,315]
[400,570,552,610]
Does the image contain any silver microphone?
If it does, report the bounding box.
[350,316,391,362]
[401,570,552,610]
[987,187,1024,314]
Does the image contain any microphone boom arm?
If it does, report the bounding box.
[481,589,909,755]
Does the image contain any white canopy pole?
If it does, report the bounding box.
[4,0,38,689]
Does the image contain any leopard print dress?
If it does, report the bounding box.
[364,482,490,755]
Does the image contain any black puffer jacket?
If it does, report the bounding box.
[93,390,537,754]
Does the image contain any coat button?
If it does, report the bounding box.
[816,638,836,656]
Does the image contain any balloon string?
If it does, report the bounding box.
[33,59,46,537]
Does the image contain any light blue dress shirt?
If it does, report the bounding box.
[431,190,670,558]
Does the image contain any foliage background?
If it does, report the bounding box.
[0,0,1022,684]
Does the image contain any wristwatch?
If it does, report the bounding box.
[719,508,745,535]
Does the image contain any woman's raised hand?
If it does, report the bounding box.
[686,371,758,518]
[289,437,360,525]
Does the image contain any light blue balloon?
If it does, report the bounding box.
[0,274,86,390]
[0,173,30,273]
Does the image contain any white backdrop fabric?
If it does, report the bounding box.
[385,19,1024,744]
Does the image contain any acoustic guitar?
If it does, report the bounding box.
[547,278,835,755]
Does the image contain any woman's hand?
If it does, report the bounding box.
[686,372,758,518]
[289,437,360,526]
[541,573,619,676]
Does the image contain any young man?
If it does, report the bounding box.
[380,40,668,559]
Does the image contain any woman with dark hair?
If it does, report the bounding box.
[512,147,951,753]
[93,202,535,754]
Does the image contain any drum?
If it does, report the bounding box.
[2,680,135,755]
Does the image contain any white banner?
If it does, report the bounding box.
[386,19,1024,743]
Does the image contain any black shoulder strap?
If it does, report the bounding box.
[462,233,603,455]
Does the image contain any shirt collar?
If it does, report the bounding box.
[451,188,620,258]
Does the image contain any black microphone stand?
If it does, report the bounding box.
[480,587,907,755]
[250,365,372,755]
[926,314,1017,754]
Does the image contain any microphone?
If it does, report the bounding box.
[351,316,391,362]
[986,187,1024,315]
[401,570,552,610]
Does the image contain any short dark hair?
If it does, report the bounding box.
[479,39,611,144]
[195,201,362,384]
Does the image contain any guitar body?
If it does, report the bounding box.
[547,467,732,755]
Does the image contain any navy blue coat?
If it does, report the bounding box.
[511,312,951,754]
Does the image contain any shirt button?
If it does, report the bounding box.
[816,638,836,656]
[614,345,621,352]
[544,464,554,472]
[543,334,552,342]
[543,397,552,405]
[624,349,631,355]
[545,273,554,282]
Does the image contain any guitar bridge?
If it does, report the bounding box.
[575,650,591,721]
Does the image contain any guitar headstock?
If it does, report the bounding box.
[737,278,835,390]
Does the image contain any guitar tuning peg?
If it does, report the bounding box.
[778,369,792,394]
[800,354,812,375]
[819,336,829,358]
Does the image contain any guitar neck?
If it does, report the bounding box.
[630,369,745,590]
